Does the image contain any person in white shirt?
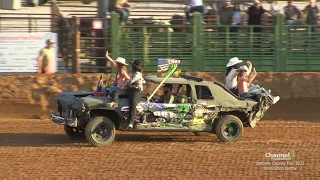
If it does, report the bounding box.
[184,0,204,22]
[225,57,252,94]
[226,57,273,97]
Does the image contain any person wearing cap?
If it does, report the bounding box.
[225,57,252,92]
[303,0,319,34]
[237,65,280,104]
[106,51,130,94]
[110,59,146,129]
[37,39,55,74]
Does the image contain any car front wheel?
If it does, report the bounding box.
[215,115,243,142]
[85,116,116,147]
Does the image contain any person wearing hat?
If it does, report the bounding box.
[225,57,252,92]
[237,65,280,104]
[37,39,55,74]
[110,59,146,129]
[106,51,130,94]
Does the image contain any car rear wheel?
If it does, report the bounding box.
[64,125,85,139]
[85,116,116,147]
[193,132,211,136]
[215,115,243,142]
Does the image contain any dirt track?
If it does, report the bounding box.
[1,98,320,180]
[0,118,319,179]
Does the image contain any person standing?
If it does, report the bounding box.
[231,3,245,33]
[217,0,234,33]
[38,39,55,74]
[303,0,319,34]
[247,0,267,33]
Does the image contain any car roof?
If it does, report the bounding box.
[144,75,212,85]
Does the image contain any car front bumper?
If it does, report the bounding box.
[50,113,78,127]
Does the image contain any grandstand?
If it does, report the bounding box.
[0,0,317,28]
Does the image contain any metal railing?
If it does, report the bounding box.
[110,13,320,72]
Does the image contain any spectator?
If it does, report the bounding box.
[268,0,281,15]
[38,39,55,74]
[231,3,243,33]
[247,0,267,33]
[284,0,302,31]
[108,0,132,24]
[303,0,319,33]
[217,0,234,33]
[184,0,204,23]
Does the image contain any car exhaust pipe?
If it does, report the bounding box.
[50,113,78,127]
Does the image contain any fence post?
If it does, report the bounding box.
[273,14,284,72]
[110,12,120,74]
[192,12,203,72]
[72,16,81,73]
[142,26,150,67]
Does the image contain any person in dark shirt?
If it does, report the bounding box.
[247,0,267,33]
[303,0,319,33]
[284,0,302,31]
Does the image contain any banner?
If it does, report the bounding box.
[0,33,58,73]
[157,58,182,78]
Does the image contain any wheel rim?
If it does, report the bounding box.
[223,120,239,138]
[92,123,111,142]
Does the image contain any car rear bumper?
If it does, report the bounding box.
[50,113,78,127]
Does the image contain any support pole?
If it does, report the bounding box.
[96,0,110,72]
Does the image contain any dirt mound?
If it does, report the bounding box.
[0,72,320,118]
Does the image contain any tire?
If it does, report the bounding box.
[85,116,116,147]
[193,132,211,136]
[64,125,85,139]
[215,115,243,142]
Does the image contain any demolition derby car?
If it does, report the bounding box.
[50,74,275,147]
